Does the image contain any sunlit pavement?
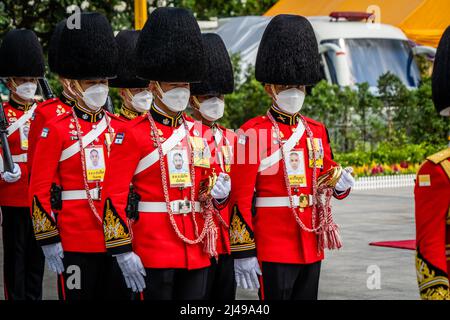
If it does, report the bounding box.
[237,187,419,300]
[0,187,419,300]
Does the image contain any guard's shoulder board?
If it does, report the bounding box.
[417,174,431,187]
[41,127,49,138]
[238,134,247,145]
[427,148,450,164]
[114,132,125,144]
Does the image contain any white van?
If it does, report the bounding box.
[214,14,436,90]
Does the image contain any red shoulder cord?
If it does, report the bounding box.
[71,108,114,224]
[147,112,218,259]
[267,110,342,253]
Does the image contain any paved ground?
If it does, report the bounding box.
[0,187,419,300]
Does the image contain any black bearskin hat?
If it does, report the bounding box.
[109,30,149,89]
[57,12,118,80]
[136,7,206,82]
[432,26,450,116]
[190,33,234,96]
[255,14,321,86]
[0,29,45,78]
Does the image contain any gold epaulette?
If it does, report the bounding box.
[427,148,450,164]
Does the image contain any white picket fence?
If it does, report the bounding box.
[353,174,416,190]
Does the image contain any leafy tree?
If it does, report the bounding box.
[377,72,415,142]
[410,78,449,145]
[0,0,133,51]
[222,54,271,129]
[0,0,277,107]
[149,0,277,20]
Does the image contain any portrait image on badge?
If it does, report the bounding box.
[285,150,307,187]
[85,146,106,182]
[169,149,189,174]
[168,148,192,188]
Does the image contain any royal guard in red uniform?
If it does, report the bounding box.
[230,15,355,300]
[110,30,152,122]
[29,13,128,300]
[414,26,450,300]
[28,19,76,173]
[0,29,46,300]
[189,33,237,300]
[101,7,231,299]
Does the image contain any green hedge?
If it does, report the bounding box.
[334,142,446,168]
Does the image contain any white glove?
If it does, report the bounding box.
[42,242,64,274]
[115,252,146,293]
[1,163,21,183]
[335,167,355,192]
[234,257,262,290]
[210,172,231,200]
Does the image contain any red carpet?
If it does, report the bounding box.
[369,240,416,250]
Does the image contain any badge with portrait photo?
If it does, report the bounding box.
[189,136,210,168]
[19,123,30,150]
[284,149,307,187]
[307,138,324,168]
[85,146,106,182]
[168,147,192,188]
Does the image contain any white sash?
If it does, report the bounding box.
[134,121,195,175]
[213,127,223,146]
[0,104,37,172]
[0,154,26,172]
[59,116,108,162]
[258,121,306,173]
[6,103,38,137]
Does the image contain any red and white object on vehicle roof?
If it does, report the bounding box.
[329,11,374,22]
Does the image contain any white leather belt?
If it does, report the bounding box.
[0,153,28,172]
[61,188,101,201]
[12,153,27,163]
[138,200,201,214]
[255,195,314,208]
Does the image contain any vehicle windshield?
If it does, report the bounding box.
[323,38,421,88]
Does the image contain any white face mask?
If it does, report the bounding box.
[157,82,190,112]
[78,83,109,112]
[14,81,37,101]
[272,86,305,115]
[129,90,152,113]
[198,97,225,122]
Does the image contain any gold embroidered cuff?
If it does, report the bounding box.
[416,250,450,300]
[103,198,133,254]
[32,196,60,245]
[230,205,257,259]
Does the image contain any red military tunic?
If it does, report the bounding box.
[0,99,36,207]
[29,102,125,252]
[203,123,236,255]
[101,104,218,270]
[230,106,350,264]
[414,147,450,300]
[28,93,75,173]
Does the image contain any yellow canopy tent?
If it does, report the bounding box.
[264,0,450,47]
